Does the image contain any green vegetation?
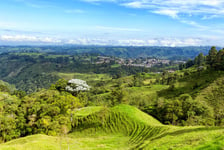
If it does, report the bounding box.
[0,46,224,149]
[0,80,16,93]
[146,127,224,150]
[0,105,223,150]
[56,72,112,85]
[0,134,129,150]
[195,76,224,125]
[0,52,154,93]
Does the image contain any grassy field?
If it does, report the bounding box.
[0,105,224,150]
[125,85,169,106]
[55,72,112,82]
[147,127,224,150]
[111,64,121,68]
[0,134,129,150]
[74,106,103,117]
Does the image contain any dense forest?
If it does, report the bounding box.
[0,46,224,149]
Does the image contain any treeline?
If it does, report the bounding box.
[179,46,224,70]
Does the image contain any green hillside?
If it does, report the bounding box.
[1,105,223,150]
[1,46,224,149]
[195,76,224,125]
[0,134,129,150]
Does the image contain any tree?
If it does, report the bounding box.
[110,87,127,106]
[193,53,205,66]
[13,90,26,98]
[21,90,81,136]
[0,80,16,94]
[51,79,68,92]
[179,63,185,70]
[214,49,224,70]
[65,79,90,96]
[207,46,217,66]
[195,53,205,66]
[185,59,194,68]
[0,93,22,142]
[133,73,143,87]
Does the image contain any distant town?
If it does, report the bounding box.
[95,56,185,68]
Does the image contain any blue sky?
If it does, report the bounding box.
[0,0,224,46]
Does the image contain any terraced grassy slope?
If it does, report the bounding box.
[0,105,224,150]
[72,105,168,149]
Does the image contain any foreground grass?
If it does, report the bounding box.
[1,128,223,150]
[0,134,129,150]
[1,105,224,150]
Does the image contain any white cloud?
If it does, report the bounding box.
[117,38,203,46]
[153,9,178,19]
[179,20,207,30]
[81,0,224,30]
[121,0,224,18]
[158,38,203,47]
[67,37,204,46]
[122,1,147,8]
[118,39,146,46]
[0,35,61,43]
[201,15,219,20]
[67,38,111,45]
[0,34,220,46]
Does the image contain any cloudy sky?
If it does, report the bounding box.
[0,0,224,46]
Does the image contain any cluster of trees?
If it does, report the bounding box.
[179,46,224,70]
[144,94,215,126]
[0,90,82,142]
[0,79,94,142]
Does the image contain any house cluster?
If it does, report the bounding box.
[95,56,174,68]
[123,58,171,68]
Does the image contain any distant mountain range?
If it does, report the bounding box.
[0,45,220,60]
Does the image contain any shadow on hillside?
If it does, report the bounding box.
[151,126,224,141]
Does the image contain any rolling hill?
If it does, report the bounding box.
[0,105,223,150]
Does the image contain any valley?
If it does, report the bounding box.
[1,0,224,149]
[0,46,224,149]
